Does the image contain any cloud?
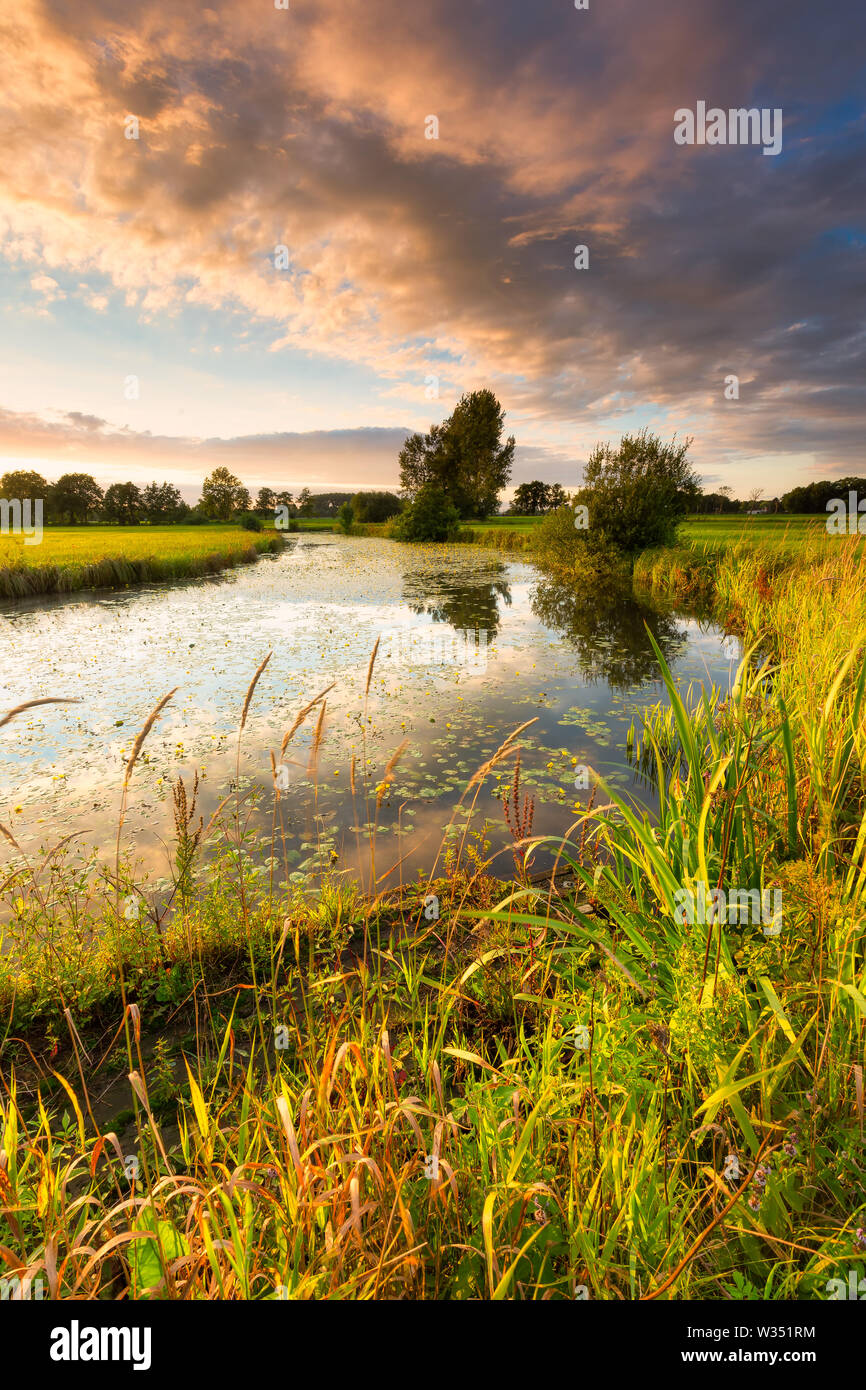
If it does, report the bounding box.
[0,0,863,482]
[0,404,411,489]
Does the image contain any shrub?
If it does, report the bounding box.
[389,483,461,542]
[240,512,263,532]
[535,505,630,586]
[574,429,699,554]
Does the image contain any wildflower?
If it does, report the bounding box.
[855,1228,866,1251]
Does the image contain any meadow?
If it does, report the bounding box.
[0,525,285,599]
[0,526,863,1302]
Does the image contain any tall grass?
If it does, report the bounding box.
[0,527,285,599]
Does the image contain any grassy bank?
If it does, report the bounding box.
[0,538,864,1301]
[0,526,286,599]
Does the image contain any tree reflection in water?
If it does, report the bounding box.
[530,576,690,690]
[401,564,512,640]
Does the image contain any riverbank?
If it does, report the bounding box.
[0,525,286,599]
[0,532,863,1300]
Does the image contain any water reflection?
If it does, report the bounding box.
[530,577,689,689]
[0,536,738,887]
[401,563,512,638]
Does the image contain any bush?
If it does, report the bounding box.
[336,502,354,535]
[240,512,263,532]
[535,506,632,586]
[389,484,461,542]
[574,429,699,554]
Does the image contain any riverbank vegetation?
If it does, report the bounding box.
[0,526,285,599]
[1,515,864,1300]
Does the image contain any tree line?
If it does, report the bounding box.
[2,394,859,532]
[0,468,324,526]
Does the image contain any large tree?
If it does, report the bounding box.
[50,473,104,524]
[200,467,251,520]
[398,389,514,519]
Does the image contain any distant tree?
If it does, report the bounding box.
[512,481,550,515]
[779,479,866,514]
[303,491,356,517]
[0,469,49,502]
[103,482,143,525]
[50,473,104,524]
[297,487,314,517]
[256,486,276,515]
[275,491,296,516]
[398,389,514,519]
[142,481,185,523]
[546,484,568,511]
[200,467,251,521]
[350,490,403,523]
[746,487,764,512]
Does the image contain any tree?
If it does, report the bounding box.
[350,491,403,523]
[398,389,514,519]
[390,483,461,542]
[103,482,143,525]
[512,481,550,515]
[511,480,568,515]
[142,481,185,524]
[546,484,568,511]
[50,473,104,524]
[275,491,296,516]
[256,486,276,515]
[572,429,699,554]
[336,501,354,534]
[0,469,49,502]
[200,468,251,521]
[297,487,314,517]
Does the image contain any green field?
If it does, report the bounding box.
[679,513,831,553]
[0,524,285,598]
[460,511,845,558]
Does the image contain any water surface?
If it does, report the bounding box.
[0,535,738,889]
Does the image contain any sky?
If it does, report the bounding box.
[0,0,864,502]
